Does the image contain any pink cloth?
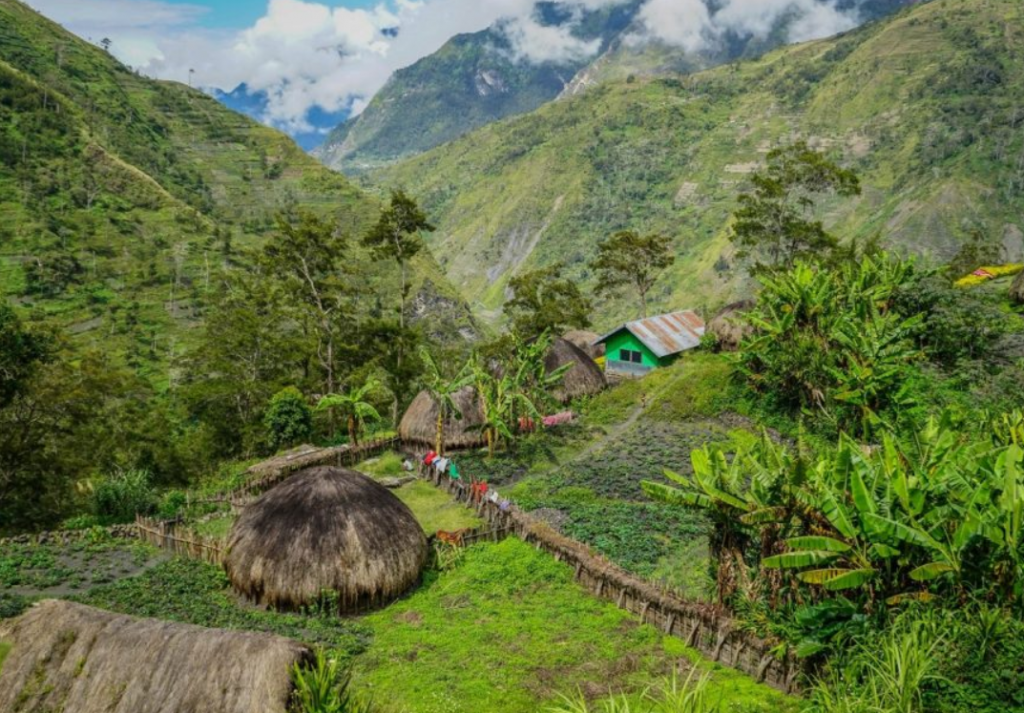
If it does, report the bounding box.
[543,411,574,428]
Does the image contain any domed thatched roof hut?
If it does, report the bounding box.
[224,467,427,613]
[563,329,604,359]
[708,300,755,352]
[1012,270,1024,305]
[546,337,606,403]
[399,386,485,450]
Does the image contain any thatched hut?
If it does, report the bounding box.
[224,466,427,612]
[707,300,755,352]
[546,337,607,403]
[1012,270,1024,305]
[399,386,486,450]
[0,599,308,713]
[563,329,604,359]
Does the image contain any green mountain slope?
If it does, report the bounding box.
[0,0,472,382]
[368,0,1024,329]
[314,1,643,173]
[315,0,913,174]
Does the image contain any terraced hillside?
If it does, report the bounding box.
[0,0,472,383]
[369,0,1024,329]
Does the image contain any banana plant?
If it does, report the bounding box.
[420,346,474,456]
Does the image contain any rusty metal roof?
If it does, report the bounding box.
[595,310,706,359]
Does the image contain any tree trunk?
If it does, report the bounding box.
[486,428,495,459]
[436,410,444,456]
[348,415,358,447]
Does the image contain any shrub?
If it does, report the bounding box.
[93,469,156,523]
[265,387,313,452]
[290,649,374,713]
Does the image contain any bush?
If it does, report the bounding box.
[157,490,188,519]
[265,386,313,452]
[290,649,374,713]
[93,469,156,523]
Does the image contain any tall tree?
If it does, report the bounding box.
[731,141,861,272]
[263,212,350,395]
[362,190,435,373]
[506,264,592,340]
[591,231,675,318]
[0,301,53,409]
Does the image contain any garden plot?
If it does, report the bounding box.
[0,537,165,596]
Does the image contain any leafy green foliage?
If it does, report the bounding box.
[731,141,861,272]
[316,378,384,446]
[0,300,53,408]
[93,469,156,523]
[291,651,374,713]
[739,255,922,439]
[506,264,592,340]
[591,231,675,319]
[264,387,313,452]
[76,558,371,655]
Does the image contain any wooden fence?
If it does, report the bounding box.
[414,460,802,694]
[135,516,225,565]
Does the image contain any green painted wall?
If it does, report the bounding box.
[603,330,661,368]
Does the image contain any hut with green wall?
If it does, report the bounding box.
[594,310,705,377]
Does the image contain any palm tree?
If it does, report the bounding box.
[420,347,473,456]
[315,378,383,447]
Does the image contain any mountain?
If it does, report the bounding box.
[314,0,914,174]
[212,83,349,152]
[0,0,473,383]
[366,0,1024,329]
[313,1,643,173]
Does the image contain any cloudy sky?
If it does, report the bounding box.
[23,0,870,135]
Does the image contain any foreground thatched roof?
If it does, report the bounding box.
[1012,270,1024,305]
[707,300,755,352]
[224,466,428,612]
[546,337,607,403]
[399,386,485,449]
[563,329,604,359]
[0,599,308,713]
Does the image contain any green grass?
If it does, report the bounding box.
[393,480,482,535]
[355,452,408,479]
[192,514,236,540]
[354,539,795,713]
[0,641,10,674]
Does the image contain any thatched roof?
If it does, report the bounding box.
[707,300,755,352]
[224,466,428,612]
[1012,270,1024,305]
[0,599,308,713]
[563,329,604,359]
[399,386,486,450]
[546,337,606,403]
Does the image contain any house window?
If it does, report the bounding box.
[618,349,643,364]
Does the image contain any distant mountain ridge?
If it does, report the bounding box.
[314,0,914,174]
[367,0,1024,330]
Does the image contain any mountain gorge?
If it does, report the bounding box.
[367,0,1024,329]
[0,0,473,383]
[314,0,915,173]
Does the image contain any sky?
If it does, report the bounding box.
[22,0,874,137]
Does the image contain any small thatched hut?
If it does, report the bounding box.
[1012,270,1024,305]
[563,329,604,359]
[0,599,308,713]
[224,466,427,612]
[546,337,607,403]
[707,300,755,352]
[399,386,486,451]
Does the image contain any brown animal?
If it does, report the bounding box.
[435,529,472,547]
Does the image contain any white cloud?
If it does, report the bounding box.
[636,0,863,54]
[24,0,872,136]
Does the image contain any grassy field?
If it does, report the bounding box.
[356,539,793,713]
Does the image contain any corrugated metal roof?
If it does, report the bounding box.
[595,310,706,359]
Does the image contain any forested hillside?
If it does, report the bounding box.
[370,0,1024,327]
[0,0,473,531]
[0,0,472,384]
